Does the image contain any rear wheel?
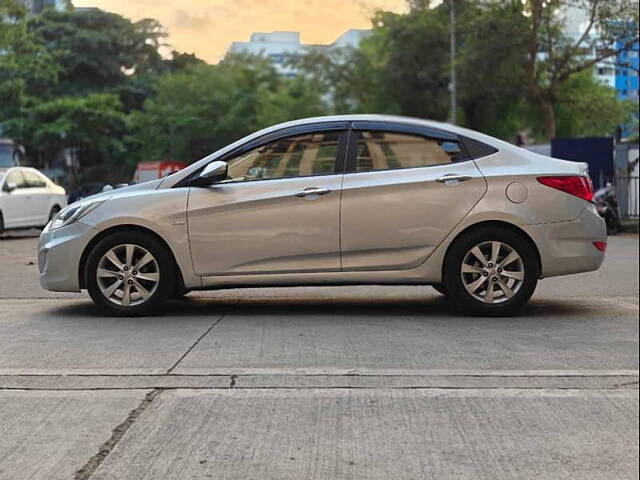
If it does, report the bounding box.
[85,231,175,316]
[443,226,539,316]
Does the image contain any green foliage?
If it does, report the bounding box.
[255,75,329,126]
[0,6,206,177]
[522,0,639,138]
[129,54,330,164]
[293,2,533,138]
[456,1,531,139]
[3,93,127,165]
[555,70,638,138]
[26,9,167,95]
[1,0,638,182]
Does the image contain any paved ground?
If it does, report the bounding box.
[0,231,638,480]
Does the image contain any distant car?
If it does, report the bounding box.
[133,161,186,184]
[0,167,67,232]
[0,139,22,168]
[68,182,108,204]
[38,115,606,317]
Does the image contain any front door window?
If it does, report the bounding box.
[224,131,340,182]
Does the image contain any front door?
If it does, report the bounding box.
[340,126,487,271]
[187,129,346,276]
[2,170,35,228]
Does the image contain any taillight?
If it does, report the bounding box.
[593,241,607,252]
[537,176,594,202]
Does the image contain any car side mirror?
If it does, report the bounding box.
[197,161,228,185]
[4,182,17,193]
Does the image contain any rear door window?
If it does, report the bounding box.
[354,131,463,172]
[23,171,47,188]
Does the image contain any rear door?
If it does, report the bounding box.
[187,124,347,276]
[340,122,487,271]
[22,170,50,226]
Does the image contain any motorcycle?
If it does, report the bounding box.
[594,183,622,235]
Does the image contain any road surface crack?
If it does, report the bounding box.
[166,313,228,374]
[74,388,162,480]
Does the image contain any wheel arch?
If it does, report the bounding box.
[78,224,185,291]
[441,220,542,279]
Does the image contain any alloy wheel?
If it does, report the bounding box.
[96,244,160,306]
[460,240,525,304]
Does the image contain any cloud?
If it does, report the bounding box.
[173,8,211,30]
[74,0,407,63]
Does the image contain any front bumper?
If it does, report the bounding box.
[39,221,98,292]
[524,204,607,278]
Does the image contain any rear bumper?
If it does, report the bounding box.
[524,204,607,278]
[38,221,97,292]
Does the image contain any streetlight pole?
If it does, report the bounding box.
[449,0,457,124]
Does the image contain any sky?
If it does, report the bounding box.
[73,0,408,63]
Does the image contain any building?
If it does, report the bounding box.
[19,0,65,14]
[227,29,370,76]
[562,6,639,100]
[615,40,639,101]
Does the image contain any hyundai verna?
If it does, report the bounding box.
[38,115,607,316]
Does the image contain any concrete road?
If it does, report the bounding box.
[0,232,638,480]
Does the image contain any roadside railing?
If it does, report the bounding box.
[615,175,639,220]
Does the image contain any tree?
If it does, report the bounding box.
[129,55,282,164]
[255,75,328,126]
[26,8,167,95]
[555,69,638,137]
[456,1,531,139]
[524,0,639,138]
[0,0,61,131]
[2,93,127,172]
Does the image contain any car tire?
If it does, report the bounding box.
[48,205,61,222]
[171,286,190,299]
[431,283,448,295]
[41,205,61,229]
[442,226,539,317]
[85,231,176,316]
[0,212,4,234]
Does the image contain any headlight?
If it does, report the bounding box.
[50,199,107,230]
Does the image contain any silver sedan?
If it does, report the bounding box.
[38,115,607,316]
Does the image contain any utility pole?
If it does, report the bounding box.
[449,0,457,124]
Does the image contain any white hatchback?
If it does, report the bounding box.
[0,167,67,232]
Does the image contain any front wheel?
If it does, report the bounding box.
[85,232,176,316]
[443,227,539,317]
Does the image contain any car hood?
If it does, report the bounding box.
[79,178,164,203]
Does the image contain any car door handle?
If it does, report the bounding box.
[435,174,473,184]
[294,187,332,198]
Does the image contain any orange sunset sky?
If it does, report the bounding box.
[73,0,408,63]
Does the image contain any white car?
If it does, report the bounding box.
[0,167,67,232]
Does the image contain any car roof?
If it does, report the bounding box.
[162,114,522,189]
[258,114,512,145]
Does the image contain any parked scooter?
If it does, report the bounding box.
[594,183,622,235]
